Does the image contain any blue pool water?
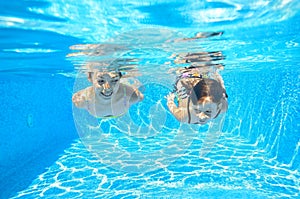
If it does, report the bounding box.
[1,0,299,198]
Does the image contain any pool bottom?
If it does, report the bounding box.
[140,188,268,199]
[11,132,299,199]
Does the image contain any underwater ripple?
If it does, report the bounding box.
[12,131,300,199]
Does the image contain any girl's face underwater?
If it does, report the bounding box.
[93,72,121,99]
[191,98,221,124]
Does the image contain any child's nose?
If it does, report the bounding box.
[103,82,111,89]
[197,112,209,119]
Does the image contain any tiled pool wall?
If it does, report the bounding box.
[224,67,299,170]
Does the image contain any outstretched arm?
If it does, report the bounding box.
[72,88,91,109]
[125,84,144,105]
[166,93,188,123]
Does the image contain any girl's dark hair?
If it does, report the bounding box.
[190,78,225,104]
